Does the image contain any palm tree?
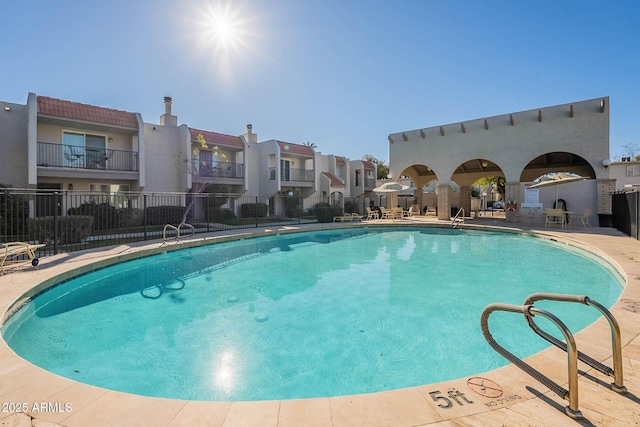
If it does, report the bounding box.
[303,141,317,149]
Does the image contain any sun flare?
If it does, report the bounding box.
[202,3,244,54]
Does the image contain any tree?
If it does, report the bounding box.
[473,176,506,201]
[363,154,389,180]
[179,134,225,225]
[303,141,317,149]
[616,143,640,161]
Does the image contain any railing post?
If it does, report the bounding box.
[53,192,60,255]
[255,195,259,228]
[143,194,148,240]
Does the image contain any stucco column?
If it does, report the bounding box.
[504,181,520,222]
[459,186,471,218]
[413,188,424,211]
[437,184,451,220]
[597,179,615,215]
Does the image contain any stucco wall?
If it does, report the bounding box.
[389,97,610,184]
[0,102,28,187]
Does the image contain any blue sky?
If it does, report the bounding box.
[2,0,639,163]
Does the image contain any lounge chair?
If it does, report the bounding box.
[333,213,352,222]
[408,205,420,216]
[1,242,46,274]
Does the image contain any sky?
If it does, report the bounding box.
[1,0,639,163]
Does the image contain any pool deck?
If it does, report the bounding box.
[1,216,640,426]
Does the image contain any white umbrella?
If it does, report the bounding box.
[373,182,409,209]
[372,182,410,192]
[529,172,588,207]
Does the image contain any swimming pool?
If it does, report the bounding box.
[1,226,623,401]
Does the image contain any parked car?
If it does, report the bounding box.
[493,200,504,209]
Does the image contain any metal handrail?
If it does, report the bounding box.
[162,223,194,243]
[480,303,583,419]
[451,207,465,228]
[523,293,626,393]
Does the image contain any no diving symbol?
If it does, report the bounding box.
[466,377,503,398]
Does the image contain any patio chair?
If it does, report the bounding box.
[544,208,566,228]
[407,205,420,216]
[366,207,379,220]
[574,208,592,228]
[349,212,364,221]
[1,242,46,274]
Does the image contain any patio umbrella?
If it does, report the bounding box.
[529,172,588,207]
[373,182,410,209]
[372,182,410,192]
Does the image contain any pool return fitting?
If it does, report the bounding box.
[480,293,626,419]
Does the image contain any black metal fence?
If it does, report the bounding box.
[612,191,639,239]
[1,188,380,257]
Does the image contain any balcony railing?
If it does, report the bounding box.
[269,167,314,182]
[196,162,244,179]
[37,142,139,172]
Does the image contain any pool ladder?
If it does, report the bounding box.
[451,208,465,228]
[480,293,627,419]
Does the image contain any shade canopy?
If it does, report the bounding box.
[529,172,588,207]
[372,182,410,193]
[529,172,587,189]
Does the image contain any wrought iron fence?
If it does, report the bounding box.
[612,191,639,239]
[0,188,376,257]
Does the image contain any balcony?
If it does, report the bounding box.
[196,162,244,179]
[37,142,139,172]
[269,167,314,182]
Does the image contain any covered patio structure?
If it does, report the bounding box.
[387,97,613,222]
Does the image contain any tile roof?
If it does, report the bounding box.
[362,161,375,170]
[37,96,138,129]
[277,141,315,157]
[190,128,244,149]
[336,156,346,165]
[322,172,344,187]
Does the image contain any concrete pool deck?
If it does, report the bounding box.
[1,218,639,426]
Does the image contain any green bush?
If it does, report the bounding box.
[241,203,268,218]
[344,200,359,214]
[117,208,144,228]
[145,206,187,225]
[314,202,342,223]
[28,216,94,245]
[0,190,29,235]
[207,207,237,222]
[68,202,118,230]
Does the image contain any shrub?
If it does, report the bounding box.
[0,190,29,235]
[314,202,342,223]
[241,203,268,218]
[116,208,144,228]
[344,200,359,214]
[145,206,187,225]
[29,216,94,245]
[68,202,118,231]
[207,207,237,222]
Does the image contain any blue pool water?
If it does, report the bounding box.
[2,227,623,401]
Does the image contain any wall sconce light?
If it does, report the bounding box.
[108,137,113,142]
[481,160,488,167]
[68,183,73,191]
[3,106,10,111]
[602,159,611,168]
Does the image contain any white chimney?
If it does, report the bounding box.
[160,96,177,127]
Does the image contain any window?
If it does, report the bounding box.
[63,132,107,168]
[626,165,640,177]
